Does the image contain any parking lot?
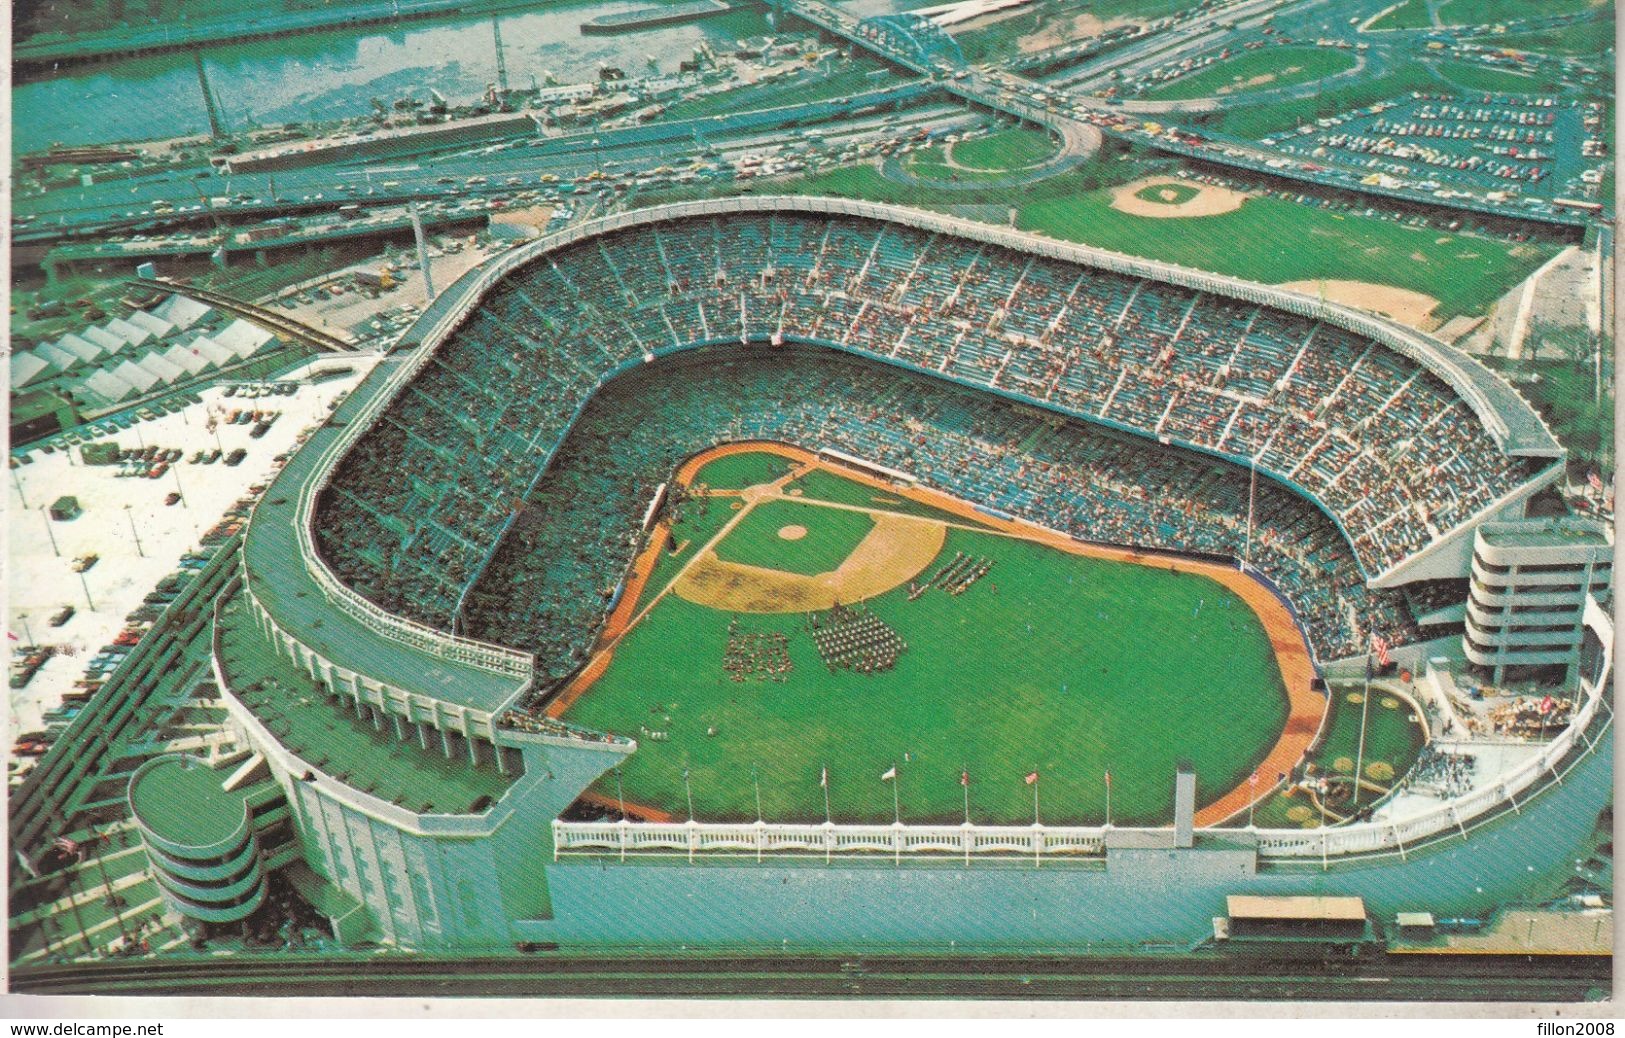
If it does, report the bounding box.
[6,357,376,774]
[1260,91,1603,202]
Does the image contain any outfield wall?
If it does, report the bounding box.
[555,597,1610,864]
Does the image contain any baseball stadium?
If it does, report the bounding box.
[24,195,1610,953]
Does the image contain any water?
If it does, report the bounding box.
[14,2,808,153]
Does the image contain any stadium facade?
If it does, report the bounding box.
[198,197,1611,950]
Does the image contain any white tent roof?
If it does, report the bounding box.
[35,342,81,372]
[191,336,237,369]
[102,317,154,348]
[82,326,126,353]
[152,295,213,331]
[55,333,106,365]
[77,369,140,406]
[160,342,214,377]
[135,351,185,384]
[10,351,55,391]
[126,310,176,339]
[214,319,275,358]
[109,358,161,395]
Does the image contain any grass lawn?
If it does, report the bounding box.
[785,468,992,526]
[1018,190,1554,319]
[1438,0,1604,25]
[949,127,1058,171]
[1144,47,1357,102]
[1488,14,1614,55]
[1430,59,1553,94]
[693,450,796,490]
[712,498,876,575]
[1366,0,1434,30]
[634,495,742,612]
[1213,62,1442,139]
[565,461,1291,826]
[1246,685,1425,828]
[775,165,1554,320]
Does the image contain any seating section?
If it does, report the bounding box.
[314,212,1534,675]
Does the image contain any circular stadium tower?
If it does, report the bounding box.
[127,754,269,926]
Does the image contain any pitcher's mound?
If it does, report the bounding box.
[1110,177,1248,218]
[778,525,809,541]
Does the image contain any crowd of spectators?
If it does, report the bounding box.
[1399,746,1478,800]
[313,212,1530,673]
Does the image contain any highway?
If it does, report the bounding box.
[10,947,1611,999]
[11,0,1604,258]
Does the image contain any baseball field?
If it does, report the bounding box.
[557,444,1319,827]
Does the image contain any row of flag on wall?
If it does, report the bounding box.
[855,764,1112,787]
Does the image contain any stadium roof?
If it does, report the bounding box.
[217,596,517,815]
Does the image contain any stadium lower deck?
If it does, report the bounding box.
[335,345,1416,689]
[312,206,1556,693]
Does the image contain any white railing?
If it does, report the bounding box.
[554,647,1610,863]
[266,195,1560,689]
[553,820,1106,860]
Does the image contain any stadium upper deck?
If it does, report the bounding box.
[249,197,1563,718]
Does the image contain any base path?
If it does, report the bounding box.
[673,512,945,613]
[552,440,1324,828]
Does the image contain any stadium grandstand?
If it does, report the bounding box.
[313,199,1563,678]
[101,196,1604,951]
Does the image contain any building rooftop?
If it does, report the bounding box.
[129,756,250,849]
[1478,518,1612,550]
[216,594,517,816]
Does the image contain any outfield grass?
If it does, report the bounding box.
[786,468,992,526]
[1143,47,1357,102]
[565,462,1291,826]
[693,450,795,490]
[712,498,876,575]
[1366,0,1434,30]
[1018,191,1554,319]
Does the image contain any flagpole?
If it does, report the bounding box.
[1032,767,1040,826]
[822,765,831,824]
[752,762,763,822]
[892,767,901,825]
[1105,771,1112,828]
[1244,453,1257,570]
[1354,643,1373,813]
[683,767,694,822]
[962,765,970,826]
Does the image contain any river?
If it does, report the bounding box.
[12,2,798,153]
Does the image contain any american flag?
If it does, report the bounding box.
[53,836,80,858]
[1371,634,1392,668]
[1588,471,1605,493]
